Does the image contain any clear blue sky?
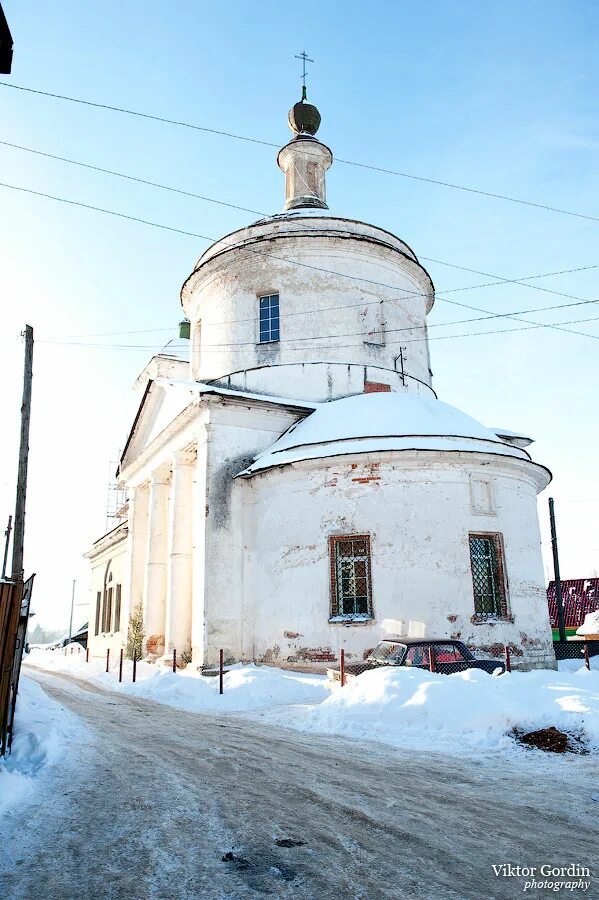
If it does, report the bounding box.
[1,0,598,629]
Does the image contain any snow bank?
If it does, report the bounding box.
[0,677,82,817]
[25,649,331,713]
[25,650,599,757]
[274,666,599,754]
[119,664,331,712]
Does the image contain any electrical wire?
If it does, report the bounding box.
[38,311,599,353]
[0,139,264,217]
[43,265,599,341]
[3,136,599,337]
[2,179,598,343]
[2,81,598,223]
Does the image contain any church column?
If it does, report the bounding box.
[142,465,170,657]
[164,448,195,659]
[126,483,149,630]
[191,429,209,668]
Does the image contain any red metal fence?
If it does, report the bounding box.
[547,578,599,629]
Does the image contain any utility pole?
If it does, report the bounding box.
[1,515,12,580]
[69,579,76,641]
[549,497,566,643]
[11,325,34,583]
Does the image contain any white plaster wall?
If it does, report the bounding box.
[181,217,434,400]
[87,529,129,661]
[196,402,302,667]
[212,361,435,402]
[235,453,554,671]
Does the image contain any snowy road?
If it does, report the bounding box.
[1,669,597,900]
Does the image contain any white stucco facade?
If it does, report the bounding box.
[86,96,555,671]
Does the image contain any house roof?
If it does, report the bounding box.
[155,378,319,411]
[237,392,549,480]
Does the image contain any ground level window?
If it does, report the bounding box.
[469,533,508,618]
[329,534,373,619]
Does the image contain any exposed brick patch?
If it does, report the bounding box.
[477,641,523,658]
[297,647,336,662]
[447,614,457,623]
[471,613,514,625]
[284,631,302,639]
[364,381,391,393]
[520,633,543,647]
[145,634,164,656]
[261,645,281,663]
[351,476,381,484]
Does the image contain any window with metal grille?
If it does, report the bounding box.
[469,533,508,617]
[329,535,373,619]
[259,293,280,343]
[105,586,113,633]
[114,584,122,633]
[95,591,101,636]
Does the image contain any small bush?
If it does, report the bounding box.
[126,602,144,660]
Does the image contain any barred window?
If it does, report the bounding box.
[95,591,101,636]
[105,586,113,634]
[259,293,280,343]
[329,535,373,619]
[114,584,122,633]
[469,533,508,617]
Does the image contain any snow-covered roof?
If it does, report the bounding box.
[237,392,544,477]
[490,427,534,449]
[154,378,318,410]
[576,611,599,636]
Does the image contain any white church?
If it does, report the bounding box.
[86,92,555,671]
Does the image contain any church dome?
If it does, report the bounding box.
[239,392,551,483]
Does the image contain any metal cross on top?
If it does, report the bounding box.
[295,50,314,101]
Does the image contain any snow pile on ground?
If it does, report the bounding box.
[271,665,599,754]
[25,649,331,713]
[0,677,82,817]
[120,664,331,712]
[25,650,599,756]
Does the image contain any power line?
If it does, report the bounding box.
[0,139,264,217]
[2,179,598,343]
[43,264,599,341]
[2,80,598,224]
[37,311,599,353]
[3,135,598,332]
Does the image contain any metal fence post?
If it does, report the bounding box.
[429,647,436,673]
[70,645,73,656]
[173,648,177,673]
[219,649,224,695]
[86,646,89,663]
[132,652,137,683]
[584,643,591,671]
[504,644,511,673]
[340,648,345,687]
[119,648,124,682]
[106,648,110,673]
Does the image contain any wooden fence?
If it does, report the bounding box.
[0,578,22,755]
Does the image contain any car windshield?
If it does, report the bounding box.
[368,641,406,664]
